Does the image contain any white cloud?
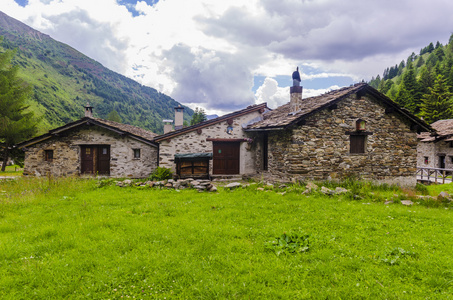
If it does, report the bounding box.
[255,77,289,109]
[3,0,453,114]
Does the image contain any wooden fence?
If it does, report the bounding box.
[416,167,453,184]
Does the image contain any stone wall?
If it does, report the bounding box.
[159,111,263,175]
[23,126,157,178]
[417,140,453,169]
[266,94,419,185]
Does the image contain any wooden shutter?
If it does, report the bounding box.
[350,135,365,154]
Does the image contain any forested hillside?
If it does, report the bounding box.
[0,11,193,134]
[369,34,453,123]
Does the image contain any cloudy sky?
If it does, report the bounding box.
[3,0,453,115]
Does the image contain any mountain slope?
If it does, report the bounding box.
[0,11,193,134]
[368,35,453,119]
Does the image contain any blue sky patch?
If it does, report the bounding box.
[14,0,28,7]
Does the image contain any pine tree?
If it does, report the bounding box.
[190,107,207,126]
[395,82,413,111]
[420,74,453,124]
[0,37,38,171]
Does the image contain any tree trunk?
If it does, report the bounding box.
[1,146,9,172]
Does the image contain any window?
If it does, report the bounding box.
[350,135,365,154]
[45,150,54,162]
[424,157,429,164]
[133,149,141,159]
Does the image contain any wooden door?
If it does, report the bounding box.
[81,145,110,175]
[81,146,94,174]
[439,156,446,169]
[213,142,240,175]
[98,146,110,175]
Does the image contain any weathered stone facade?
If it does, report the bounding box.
[23,126,157,178]
[158,110,264,175]
[263,94,419,185]
[417,140,453,169]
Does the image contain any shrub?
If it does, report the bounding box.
[149,167,173,181]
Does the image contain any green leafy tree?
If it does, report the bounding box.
[190,107,207,126]
[420,74,453,124]
[0,38,38,171]
[107,109,122,123]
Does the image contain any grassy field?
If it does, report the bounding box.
[0,165,24,177]
[1,177,453,299]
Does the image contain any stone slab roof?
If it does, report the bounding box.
[17,117,158,148]
[418,119,453,142]
[154,103,268,142]
[246,83,432,133]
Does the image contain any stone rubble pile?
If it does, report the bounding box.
[116,178,218,192]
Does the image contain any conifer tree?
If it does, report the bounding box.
[190,107,207,126]
[0,37,38,171]
[420,74,453,124]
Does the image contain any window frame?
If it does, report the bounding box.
[133,148,141,159]
[45,150,54,162]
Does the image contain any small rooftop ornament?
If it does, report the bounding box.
[292,67,301,87]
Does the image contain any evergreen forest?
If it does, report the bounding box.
[369,34,453,124]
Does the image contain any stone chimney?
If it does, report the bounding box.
[174,105,184,130]
[85,102,93,118]
[163,119,173,134]
[290,67,303,112]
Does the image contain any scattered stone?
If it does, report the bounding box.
[384,200,394,205]
[123,179,132,185]
[257,187,265,191]
[335,187,349,194]
[168,179,175,184]
[302,188,312,195]
[193,185,207,190]
[438,191,451,201]
[116,181,124,187]
[279,184,287,189]
[208,185,218,192]
[225,182,242,189]
[321,186,334,195]
[190,180,200,186]
[164,183,173,188]
[266,183,274,188]
[401,200,414,206]
[306,182,318,190]
[154,181,164,186]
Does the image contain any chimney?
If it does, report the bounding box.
[174,105,184,130]
[163,119,173,134]
[85,102,93,118]
[290,67,303,112]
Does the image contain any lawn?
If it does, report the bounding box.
[0,165,23,177]
[1,177,453,299]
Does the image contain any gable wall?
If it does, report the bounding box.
[159,111,263,175]
[23,126,157,178]
[417,140,453,169]
[267,94,418,185]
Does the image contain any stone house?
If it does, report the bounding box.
[17,105,158,178]
[154,103,268,178]
[245,82,432,185]
[417,119,453,169]
[153,81,430,185]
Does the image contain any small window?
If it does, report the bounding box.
[350,135,365,154]
[45,150,54,162]
[424,156,429,164]
[133,149,141,159]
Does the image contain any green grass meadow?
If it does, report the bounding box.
[1,177,453,299]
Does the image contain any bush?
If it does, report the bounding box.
[149,167,173,181]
